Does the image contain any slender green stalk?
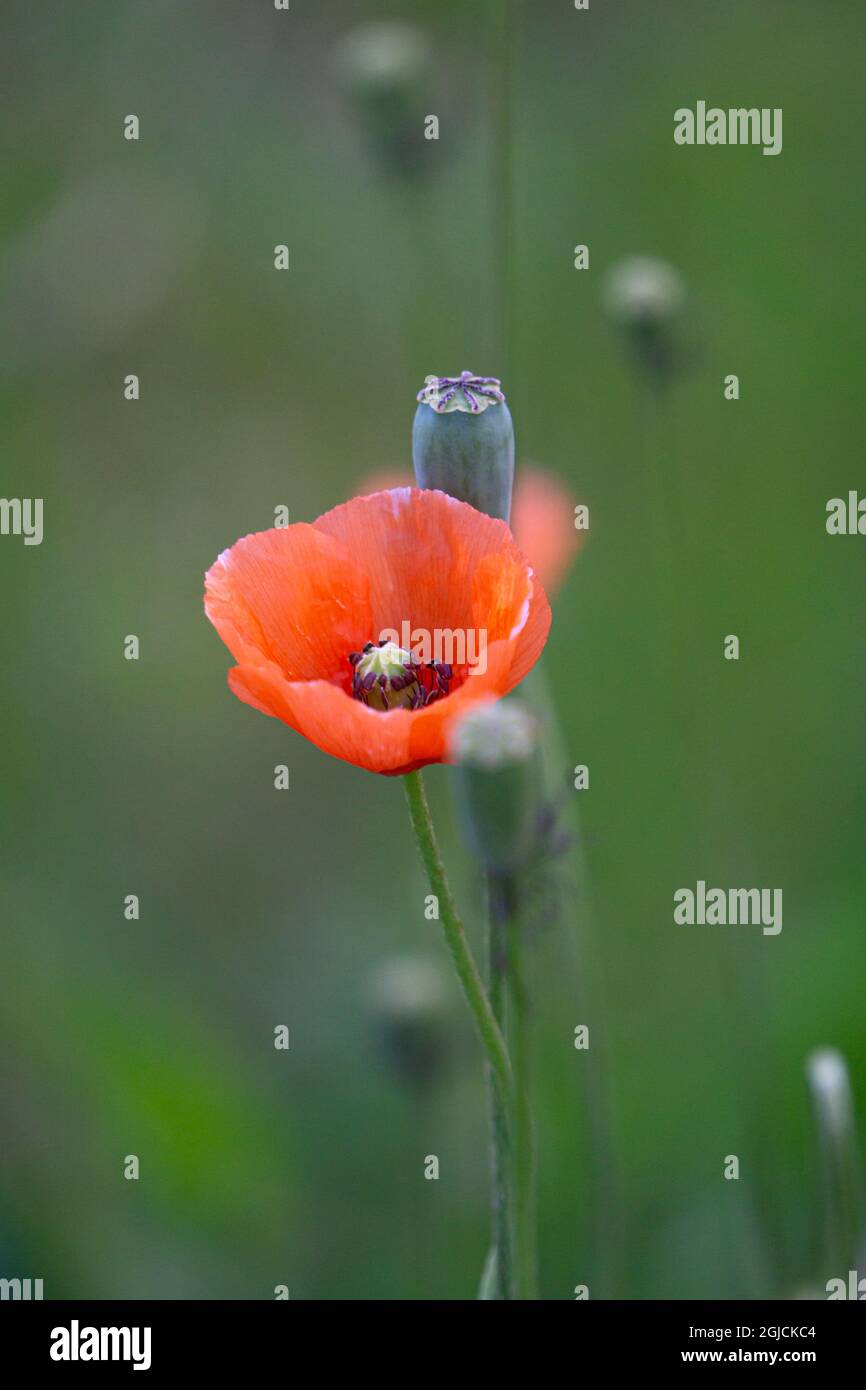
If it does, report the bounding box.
[486,874,514,1299]
[489,0,517,378]
[495,873,538,1300]
[402,770,512,1111]
[522,662,624,1297]
[486,0,542,1298]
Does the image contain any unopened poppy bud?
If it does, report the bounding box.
[412,371,515,522]
[604,256,685,381]
[334,22,433,180]
[451,698,540,871]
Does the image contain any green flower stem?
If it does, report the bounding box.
[522,661,623,1296]
[494,872,538,1300]
[489,0,517,377]
[402,770,512,1112]
[486,875,513,1299]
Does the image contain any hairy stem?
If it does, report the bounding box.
[402,770,512,1112]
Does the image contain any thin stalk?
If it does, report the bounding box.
[487,0,544,1299]
[642,372,776,1295]
[522,661,624,1298]
[489,0,517,378]
[495,871,538,1300]
[487,873,513,1298]
[402,770,512,1111]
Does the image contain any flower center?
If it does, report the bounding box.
[348,640,453,711]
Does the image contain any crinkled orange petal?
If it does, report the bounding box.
[313,488,529,640]
[228,639,516,775]
[354,467,582,598]
[205,524,371,683]
[205,488,551,775]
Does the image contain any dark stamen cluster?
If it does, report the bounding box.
[425,660,453,703]
[348,640,454,711]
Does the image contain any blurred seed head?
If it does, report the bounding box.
[604,255,686,327]
[335,22,432,93]
[451,698,541,872]
[604,255,686,383]
[805,1046,865,1276]
[366,953,451,1091]
[451,698,539,772]
[367,953,448,1020]
[806,1046,854,1143]
[334,22,434,180]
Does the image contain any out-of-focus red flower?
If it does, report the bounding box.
[510,468,582,598]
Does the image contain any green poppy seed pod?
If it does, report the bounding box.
[451,699,540,872]
[412,371,515,523]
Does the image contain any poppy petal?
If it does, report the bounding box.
[205,525,372,683]
[313,488,529,640]
[206,488,552,775]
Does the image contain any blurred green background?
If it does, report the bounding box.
[1,0,863,1300]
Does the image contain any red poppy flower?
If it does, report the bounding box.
[205,488,551,776]
[358,466,582,597]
